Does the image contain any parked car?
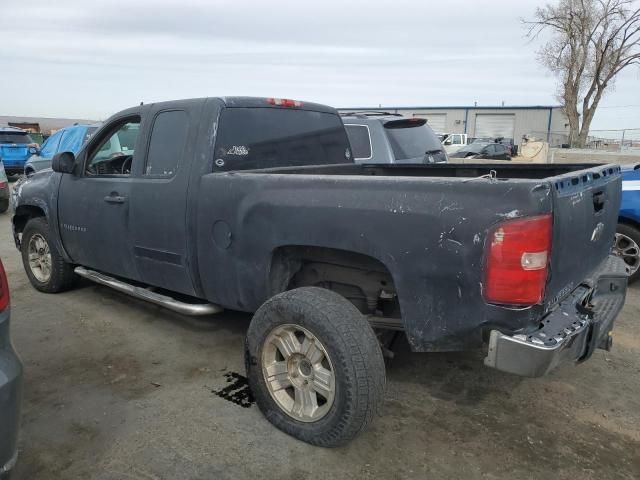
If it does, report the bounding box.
[0,161,9,213]
[0,127,38,176]
[450,142,511,160]
[469,137,515,156]
[0,258,23,479]
[24,123,100,176]
[341,112,447,164]
[13,96,627,447]
[616,163,640,283]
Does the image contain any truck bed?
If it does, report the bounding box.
[201,161,622,351]
[245,162,617,180]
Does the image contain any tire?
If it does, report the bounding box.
[245,287,385,447]
[21,217,77,293]
[615,223,640,284]
[0,198,8,213]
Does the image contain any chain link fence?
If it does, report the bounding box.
[528,129,640,151]
[585,129,640,151]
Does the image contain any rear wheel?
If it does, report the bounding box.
[21,217,77,293]
[615,223,640,284]
[245,287,385,447]
[0,198,8,213]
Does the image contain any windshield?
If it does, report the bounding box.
[0,132,33,144]
[384,120,443,160]
[214,107,352,171]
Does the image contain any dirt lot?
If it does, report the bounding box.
[1,213,639,480]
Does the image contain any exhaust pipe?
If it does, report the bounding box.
[74,267,223,316]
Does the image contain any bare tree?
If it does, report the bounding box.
[525,0,640,147]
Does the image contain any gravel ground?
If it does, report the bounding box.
[1,212,639,480]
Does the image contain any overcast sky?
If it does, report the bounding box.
[1,0,638,130]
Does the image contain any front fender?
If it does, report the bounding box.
[12,171,71,262]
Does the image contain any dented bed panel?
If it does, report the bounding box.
[195,172,554,351]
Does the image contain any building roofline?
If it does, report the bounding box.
[338,105,564,111]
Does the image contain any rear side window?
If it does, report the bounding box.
[214,107,352,171]
[384,120,443,160]
[145,110,189,176]
[344,125,372,160]
[0,132,33,144]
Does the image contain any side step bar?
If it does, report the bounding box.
[74,267,223,316]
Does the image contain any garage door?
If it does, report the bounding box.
[413,113,446,133]
[474,114,515,139]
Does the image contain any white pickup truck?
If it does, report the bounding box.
[440,133,469,153]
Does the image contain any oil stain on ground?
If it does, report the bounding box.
[212,372,255,408]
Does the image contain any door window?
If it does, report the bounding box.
[452,134,462,145]
[344,125,372,160]
[86,118,140,176]
[144,110,188,176]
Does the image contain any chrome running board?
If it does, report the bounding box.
[74,266,223,316]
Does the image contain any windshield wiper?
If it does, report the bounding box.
[425,149,442,155]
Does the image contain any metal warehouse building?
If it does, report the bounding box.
[339,106,569,146]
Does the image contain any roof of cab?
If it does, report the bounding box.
[115,97,339,117]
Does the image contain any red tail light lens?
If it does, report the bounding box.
[0,181,7,189]
[267,98,302,108]
[484,214,552,305]
[0,260,9,311]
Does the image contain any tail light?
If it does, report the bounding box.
[484,214,552,305]
[0,181,7,189]
[0,260,9,311]
[267,98,302,108]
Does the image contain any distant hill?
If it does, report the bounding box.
[0,115,99,134]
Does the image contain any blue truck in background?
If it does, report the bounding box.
[0,127,38,176]
[24,123,99,176]
[616,163,640,283]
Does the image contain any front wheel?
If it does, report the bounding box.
[615,223,640,284]
[21,217,77,293]
[245,287,385,447]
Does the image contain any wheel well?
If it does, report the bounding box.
[269,246,398,316]
[13,205,46,235]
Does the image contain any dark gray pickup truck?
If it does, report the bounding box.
[12,96,628,447]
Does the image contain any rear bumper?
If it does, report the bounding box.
[484,255,627,377]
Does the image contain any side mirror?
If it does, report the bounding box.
[444,139,452,145]
[51,151,76,174]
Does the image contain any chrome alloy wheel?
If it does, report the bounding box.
[28,233,52,283]
[614,232,640,276]
[262,324,336,422]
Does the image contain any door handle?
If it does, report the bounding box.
[104,194,127,204]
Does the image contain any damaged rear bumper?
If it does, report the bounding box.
[484,255,627,377]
